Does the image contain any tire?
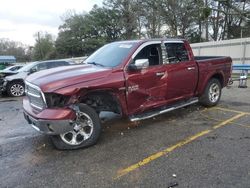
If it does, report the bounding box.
[7,81,25,97]
[199,78,222,107]
[51,104,101,150]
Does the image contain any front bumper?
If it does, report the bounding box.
[23,97,76,135]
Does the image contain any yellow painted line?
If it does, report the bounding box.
[213,107,250,115]
[114,113,246,179]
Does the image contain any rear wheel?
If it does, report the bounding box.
[199,78,222,107]
[51,104,101,150]
[7,81,25,97]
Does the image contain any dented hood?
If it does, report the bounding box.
[26,64,111,92]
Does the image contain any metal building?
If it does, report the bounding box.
[0,56,16,69]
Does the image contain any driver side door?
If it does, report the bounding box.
[125,42,168,115]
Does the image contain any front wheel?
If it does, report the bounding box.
[51,104,101,150]
[7,81,25,97]
[199,78,222,107]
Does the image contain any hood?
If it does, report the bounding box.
[26,64,111,92]
[0,70,18,78]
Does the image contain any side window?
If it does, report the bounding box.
[46,62,57,69]
[165,43,189,63]
[47,61,68,69]
[31,63,47,72]
[134,44,162,66]
[10,67,17,71]
[37,63,47,71]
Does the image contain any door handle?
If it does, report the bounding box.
[187,67,195,70]
[156,72,165,76]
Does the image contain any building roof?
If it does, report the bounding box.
[0,56,16,63]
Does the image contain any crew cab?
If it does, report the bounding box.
[23,39,232,150]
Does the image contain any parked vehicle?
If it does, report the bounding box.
[0,60,75,97]
[0,65,23,72]
[23,39,232,150]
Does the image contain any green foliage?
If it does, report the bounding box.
[36,0,250,59]
[32,32,56,61]
[55,5,125,58]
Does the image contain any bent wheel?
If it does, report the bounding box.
[51,104,101,150]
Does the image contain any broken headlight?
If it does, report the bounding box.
[45,93,71,108]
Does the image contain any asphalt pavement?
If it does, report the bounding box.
[0,82,250,188]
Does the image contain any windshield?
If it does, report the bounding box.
[85,42,137,67]
[17,62,38,72]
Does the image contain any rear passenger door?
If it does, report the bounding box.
[164,41,198,101]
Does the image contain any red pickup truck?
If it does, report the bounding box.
[23,39,232,149]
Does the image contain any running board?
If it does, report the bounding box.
[129,98,199,122]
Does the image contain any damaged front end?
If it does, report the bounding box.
[23,81,80,135]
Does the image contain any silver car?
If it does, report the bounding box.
[0,60,75,97]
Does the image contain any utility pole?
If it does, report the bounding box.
[205,0,209,41]
[37,32,44,60]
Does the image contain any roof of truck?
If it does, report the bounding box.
[113,38,186,44]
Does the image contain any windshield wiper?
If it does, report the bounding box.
[87,62,104,67]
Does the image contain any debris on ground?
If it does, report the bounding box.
[36,144,46,151]
[120,132,124,136]
[172,174,177,178]
[167,182,178,188]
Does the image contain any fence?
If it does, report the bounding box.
[191,37,250,65]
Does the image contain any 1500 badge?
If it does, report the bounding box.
[128,85,139,93]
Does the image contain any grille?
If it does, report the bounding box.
[26,82,46,111]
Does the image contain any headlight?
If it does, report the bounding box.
[45,93,70,108]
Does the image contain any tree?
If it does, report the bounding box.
[54,0,250,59]
[32,32,56,61]
[56,6,126,57]
[0,38,30,62]
[104,0,138,39]
[208,0,250,40]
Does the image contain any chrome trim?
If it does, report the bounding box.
[27,91,40,98]
[25,81,47,107]
[130,98,199,122]
[30,103,44,110]
[156,72,165,76]
[23,111,74,135]
[164,41,184,44]
[131,41,162,59]
[187,67,195,70]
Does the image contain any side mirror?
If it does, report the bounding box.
[28,68,37,75]
[128,59,149,71]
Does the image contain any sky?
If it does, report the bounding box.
[0,0,103,46]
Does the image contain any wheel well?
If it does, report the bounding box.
[7,79,24,88]
[80,91,122,115]
[211,73,224,87]
[8,79,24,85]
